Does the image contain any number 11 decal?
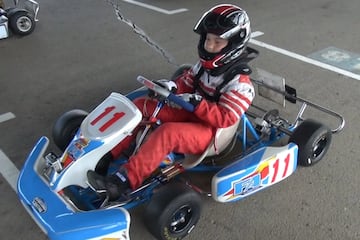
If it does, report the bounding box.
[271,153,291,183]
[91,106,125,132]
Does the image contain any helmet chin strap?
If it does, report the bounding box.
[104,0,179,66]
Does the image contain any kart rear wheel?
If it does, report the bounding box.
[171,64,192,81]
[52,109,88,151]
[144,182,202,240]
[289,119,332,166]
[9,10,35,36]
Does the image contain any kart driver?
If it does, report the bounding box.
[88,4,256,201]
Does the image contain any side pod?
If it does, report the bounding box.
[212,143,298,203]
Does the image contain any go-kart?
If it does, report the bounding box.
[17,60,345,239]
[0,0,39,39]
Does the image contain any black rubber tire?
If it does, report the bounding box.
[52,109,88,151]
[289,119,332,166]
[170,64,193,81]
[144,182,202,240]
[8,10,35,36]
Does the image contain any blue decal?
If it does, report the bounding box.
[234,173,261,195]
[308,47,360,74]
[67,138,103,160]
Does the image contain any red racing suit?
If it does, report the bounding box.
[111,61,255,189]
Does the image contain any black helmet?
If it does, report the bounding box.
[194,4,251,76]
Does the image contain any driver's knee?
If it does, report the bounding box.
[133,97,157,117]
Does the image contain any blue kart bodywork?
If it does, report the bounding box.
[17,137,131,240]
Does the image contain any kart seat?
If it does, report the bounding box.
[181,120,240,169]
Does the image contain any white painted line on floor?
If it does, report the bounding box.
[122,0,188,14]
[0,112,15,123]
[250,31,360,81]
[251,31,264,38]
[0,150,19,192]
[0,113,18,192]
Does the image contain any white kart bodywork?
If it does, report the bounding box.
[50,93,142,191]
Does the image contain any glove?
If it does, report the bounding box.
[148,79,177,98]
[178,93,203,108]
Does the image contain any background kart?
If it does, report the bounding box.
[0,0,39,39]
[17,53,345,239]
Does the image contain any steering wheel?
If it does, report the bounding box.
[136,75,195,112]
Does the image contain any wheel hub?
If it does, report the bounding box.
[17,16,31,32]
[169,206,192,233]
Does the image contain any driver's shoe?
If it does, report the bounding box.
[87,170,130,201]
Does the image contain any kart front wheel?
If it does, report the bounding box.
[289,119,332,166]
[9,10,35,36]
[52,109,88,151]
[144,182,202,240]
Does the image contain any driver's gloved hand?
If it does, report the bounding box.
[178,93,203,108]
[148,79,177,99]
